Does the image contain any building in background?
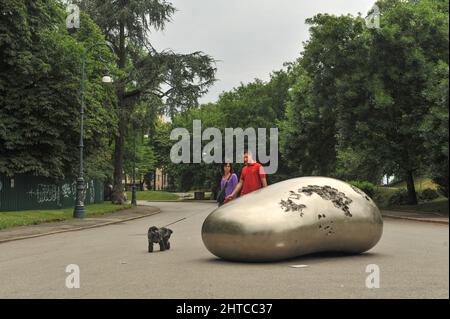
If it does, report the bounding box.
[152,168,169,191]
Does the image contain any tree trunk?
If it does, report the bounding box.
[405,170,418,205]
[111,20,127,204]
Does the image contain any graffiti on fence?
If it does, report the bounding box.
[61,182,77,198]
[61,183,71,198]
[27,181,96,206]
[27,184,61,205]
[0,175,103,211]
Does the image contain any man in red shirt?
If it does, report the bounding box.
[225,150,267,202]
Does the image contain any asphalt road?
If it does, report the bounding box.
[0,202,448,299]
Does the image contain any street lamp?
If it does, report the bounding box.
[130,79,138,206]
[131,128,137,206]
[74,42,114,219]
[102,75,113,84]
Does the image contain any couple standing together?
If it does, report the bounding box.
[218,150,268,206]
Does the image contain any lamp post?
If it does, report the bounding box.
[74,42,114,219]
[131,128,137,206]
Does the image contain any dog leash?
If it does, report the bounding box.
[162,217,187,228]
[160,206,213,228]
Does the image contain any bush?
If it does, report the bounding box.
[418,188,440,202]
[388,189,411,206]
[348,181,376,198]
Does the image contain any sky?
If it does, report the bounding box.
[150,0,377,104]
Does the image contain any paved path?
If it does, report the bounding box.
[0,202,448,298]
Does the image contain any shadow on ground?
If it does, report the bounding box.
[197,251,387,266]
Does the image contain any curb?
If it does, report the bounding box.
[145,200,216,203]
[0,207,161,244]
[382,214,448,225]
[179,200,217,204]
[146,200,184,203]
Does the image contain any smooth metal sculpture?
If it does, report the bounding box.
[202,177,383,262]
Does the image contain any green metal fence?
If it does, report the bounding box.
[0,174,104,212]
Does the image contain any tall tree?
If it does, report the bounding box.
[281,0,449,205]
[280,14,363,177]
[76,0,216,203]
[0,0,116,179]
[337,0,449,203]
[166,71,292,192]
[421,61,449,197]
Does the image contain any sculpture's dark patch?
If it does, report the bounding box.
[298,185,353,217]
[318,215,335,236]
[280,185,353,218]
[350,185,371,202]
[288,190,300,200]
[279,199,306,217]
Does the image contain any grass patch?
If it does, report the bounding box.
[389,177,438,191]
[374,178,445,209]
[387,198,449,215]
[373,186,399,208]
[0,203,133,230]
[125,191,179,201]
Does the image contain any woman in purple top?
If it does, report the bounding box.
[220,163,238,204]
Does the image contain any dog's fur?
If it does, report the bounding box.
[147,226,173,252]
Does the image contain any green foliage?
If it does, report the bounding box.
[418,188,440,202]
[374,179,444,207]
[335,148,385,184]
[76,0,175,39]
[124,130,156,181]
[372,186,398,207]
[280,15,366,177]
[218,79,279,129]
[348,181,376,198]
[279,0,449,204]
[0,0,117,179]
[388,189,411,206]
[387,198,449,214]
[76,0,217,202]
[151,118,175,169]
[386,187,443,207]
[337,0,448,203]
[421,61,449,197]
[166,71,291,191]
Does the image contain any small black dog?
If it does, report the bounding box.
[147,226,173,252]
